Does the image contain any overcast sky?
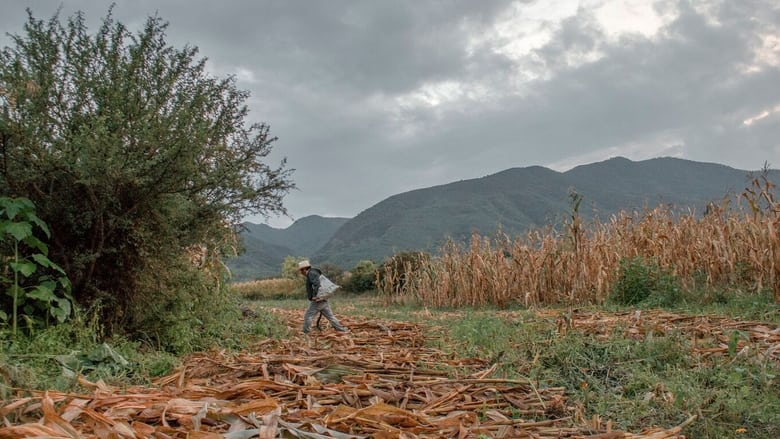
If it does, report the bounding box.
[2,1,779,227]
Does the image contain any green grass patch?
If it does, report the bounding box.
[0,300,289,395]
[315,294,780,438]
[436,308,780,439]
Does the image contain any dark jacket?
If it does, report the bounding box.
[304,267,322,301]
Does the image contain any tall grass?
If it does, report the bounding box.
[231,278,303,300]
[380,175,780,307]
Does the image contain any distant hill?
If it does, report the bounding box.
[313,157,778,268]
[226,215,349,280]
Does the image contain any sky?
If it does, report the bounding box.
[2,1,779,228]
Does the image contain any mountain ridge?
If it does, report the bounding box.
[226,215,349,280]
[314,156,776,267]
[230,156,777,277]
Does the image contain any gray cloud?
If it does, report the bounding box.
[2,0,778,226]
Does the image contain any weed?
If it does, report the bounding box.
[0,292,288,391]
[414,303,780,439]
[0,197,72,336]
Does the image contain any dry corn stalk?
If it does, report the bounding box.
[381,189,780,307]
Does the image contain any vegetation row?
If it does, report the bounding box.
[379,174,780,308]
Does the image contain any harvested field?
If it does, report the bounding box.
[4,307,754,438]
[529,309,780,365]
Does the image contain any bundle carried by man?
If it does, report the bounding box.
[314,273,340,301]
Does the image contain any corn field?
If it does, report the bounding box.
[231,278,302,300]
[380,175,780,307]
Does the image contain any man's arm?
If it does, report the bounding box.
[307,270,321,300]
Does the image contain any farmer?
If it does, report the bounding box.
[298,260,348,334]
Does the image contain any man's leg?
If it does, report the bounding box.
[320,301,347,332]
[303,301,322,333]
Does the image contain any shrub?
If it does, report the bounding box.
[344,260,377,292]
[281,256,306,279]
[125,254,246,353]
[611,257,680,306]
[319,262,346,285]
[0,9,293,341]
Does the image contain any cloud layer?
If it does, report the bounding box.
[2,0,778,226]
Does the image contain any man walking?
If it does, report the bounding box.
[298,260,348,334]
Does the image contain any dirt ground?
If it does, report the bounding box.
[5,306,773,438]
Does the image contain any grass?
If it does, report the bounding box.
[0,299,290,396]
[285,293,779,439]
[2,285,777,438]
[691,291,780,324]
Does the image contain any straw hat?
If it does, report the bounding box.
[297,260,312,270]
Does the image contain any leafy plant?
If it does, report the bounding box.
[0,8,294,338]
[282,256,307,279]
[611,257,680,306]
[0,197,72,336]
[344,260,377,292]
[319,262,346,285]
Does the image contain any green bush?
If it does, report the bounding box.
[281,256,306,279]
[319,262,346,285]
[611,257,680,306]
[344,260,377,292]
[0,9,293,344]
[0,309,179,394]
[126,255,241,353]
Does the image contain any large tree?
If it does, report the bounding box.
[0,9,294,339]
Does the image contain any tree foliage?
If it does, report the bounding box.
[344,260,376,292]
[0,8,294,340]
[281,256,305,279]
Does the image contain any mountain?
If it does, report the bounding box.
[226,215,349,280]
[313,157,777,268]
[241,215,350,256]
[564,157,749,211]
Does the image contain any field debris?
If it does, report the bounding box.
[0,308,704,438]
[539,309,780,365]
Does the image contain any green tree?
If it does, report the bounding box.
[344,260,377,292]
[0,9,294,342]
[281,256,305,279]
